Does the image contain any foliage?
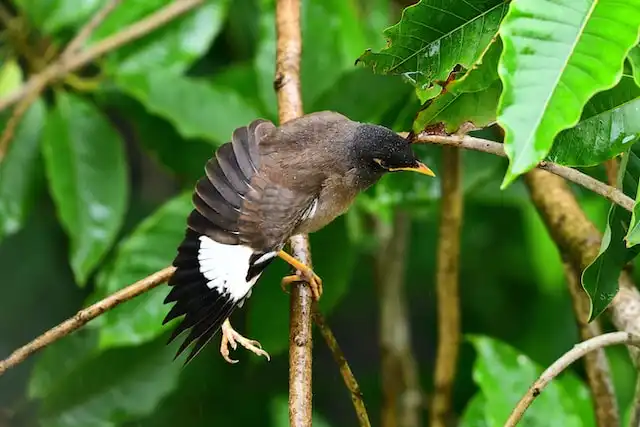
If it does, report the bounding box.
[1,0,640,426]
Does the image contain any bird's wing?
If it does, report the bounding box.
[163,118,280,364]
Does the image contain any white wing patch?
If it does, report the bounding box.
[197,235,275,302]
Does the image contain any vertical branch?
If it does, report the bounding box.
[430,146,463,427]
[274,0,313,425]
[376,212,423,427]
[524,169,623,427]
[563,263,619,427]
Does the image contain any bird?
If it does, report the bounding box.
[162,111,435,364]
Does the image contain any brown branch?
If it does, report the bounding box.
[0,266,175,376]
[313,305,371,427]
[375,212,423,427]
[505,332,640,427]
[0,84,44,162]
[61,0,122,58]
[0,0,204,113]
[412,133,634,212]
[274,0,313,425]
[430,146,463,427]
[563,262,619,427]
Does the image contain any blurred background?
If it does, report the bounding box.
[0,0,635,426]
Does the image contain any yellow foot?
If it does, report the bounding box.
[278,250,323,300]
[220,318,270,364]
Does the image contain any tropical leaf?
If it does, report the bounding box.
[357,0,508,92]
[497,0,640,187]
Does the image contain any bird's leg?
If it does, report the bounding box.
[278,250,323,300]
[219,318,270,364]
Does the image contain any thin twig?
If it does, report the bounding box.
[375,212,423,427]
[430,146,463,427]
[0,82,44,162]
[274,0,313,425]
[0,266,175,377]
[62,0,122,57]
[0,0,204,113]
[505,332,640,427]
[313,304,371,427]
[563,263,619,427]
[413,133,634,212]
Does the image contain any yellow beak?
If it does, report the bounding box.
[388,162,435,177]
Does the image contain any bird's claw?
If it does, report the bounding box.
[281,270,323,300]
[220,319,270,364]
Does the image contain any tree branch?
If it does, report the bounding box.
[505,332,640,427]
[0,0,204,114]
[430,146,463,427]
[313,305,371,427]
[412,133,634,212]
[61,0,122,58]
[274,0,313,425]
[563,262,619,427]
[375,212,423,427]
[0,266,175,376]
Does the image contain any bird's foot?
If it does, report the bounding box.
[220,318,270,364]
[281,272,323,300]
[278,250,324,300]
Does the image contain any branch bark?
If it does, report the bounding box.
[0,266,175,376]
[430,147,463,427]
[375,212,423,427]
[505,332,640,427]
[313,305,371,427]
[274,0,313,425]
[412,133,634,212]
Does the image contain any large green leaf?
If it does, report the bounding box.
[582,147,640,320]
[547,76,640,166]
[91,192,191,349]
[38,336,182,427]
[114,71,261,144]
[247,217,356,358]
[13,0,102,35]
[0,59,23,97]
[413,80,502,133]
[91,0,229,75]
[460,394,489,427]
[42,92,128,285]
[497,0,640,187]
[469,335,595,427]
[357,0,508,91]
[0,99,46,241]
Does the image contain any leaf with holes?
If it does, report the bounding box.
[497,0,640,187]
[547,76,640,166]
[42,92,128,286]
[583,146,640,320]
[357,0,508,92]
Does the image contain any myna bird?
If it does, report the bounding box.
[162,111,434,364]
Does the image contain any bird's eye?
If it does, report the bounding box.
[373,158,387,169]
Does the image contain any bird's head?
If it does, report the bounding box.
[351,123,435,180]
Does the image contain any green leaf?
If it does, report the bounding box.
[448,37,502,94]
[0,59,23,97]
[13,0,102,35]
[469,335,595,427]
[583,147,640,320]
[42,92,128,285]
[114,71,261,144]
[497,0,640,187]
[28,330,99,400]
[247,217,356,358]
[628,45,640,87]
[413,80,502,133]
[92,0,229,75]
[38,336,182,427]
[547,76,640,166]
[460,393,489,427]
[0,99,46,241]
[92,192,192,348]
[357,0,508,92]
